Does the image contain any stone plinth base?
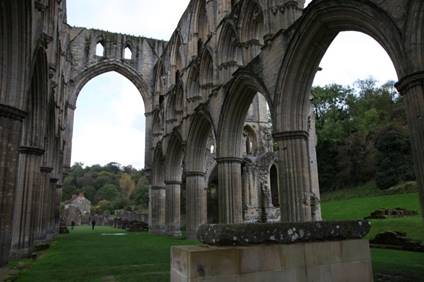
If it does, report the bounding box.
[171,240,373,282]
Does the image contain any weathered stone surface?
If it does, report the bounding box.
[370,231,424,252]
[171,240,373,282]
[365,208,418,219]
[197,221,371,246]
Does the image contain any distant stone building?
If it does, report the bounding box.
[64,193,92,226]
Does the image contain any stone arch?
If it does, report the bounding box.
[199,48,214,94]
[0,0,32,109]
[70,61,150,111]
[152,110,163,138]
[185,111,216,238]
[239,0,264,62]
[273,0,408,222]
[164,132,184,235]
[216,71,270,223]
[22,48,49,148]
[275,0,407,133]
[150,144,166,233]
[170,31,184,83]
[186,63,201,102]
[192,0,209,43]
[217,20,242,79]
[217,72,270,158]
[243,124,257,156]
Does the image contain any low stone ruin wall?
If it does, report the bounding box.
[171,221,373,282]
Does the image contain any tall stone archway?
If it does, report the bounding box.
[273,0,422,222]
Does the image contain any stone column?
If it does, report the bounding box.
[396,71,424,220]
[273,131,313,223]
[149,186,166,234]
[217,158,243,224]
[34,167,53,244]
[63,104,75,169]
[185,171,207,239]
[308,104,322,221]
[10,146,44,258]
[47,178,58,239]
[165,181,182,236]
[55,184,63,232]
[0,105,26,266]
[144,112,154,171]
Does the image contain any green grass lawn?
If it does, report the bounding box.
[13,226,196,282]
[321,191,424,281]
[10,191,424,282]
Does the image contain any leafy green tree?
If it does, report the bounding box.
[95,184,120,202]
[81,185,96,202]
[375,126,415,189]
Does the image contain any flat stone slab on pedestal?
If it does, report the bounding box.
[171,239,374,282]
[197,220,371,246]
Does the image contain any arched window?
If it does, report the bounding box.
[96,42,105,57]
[270,164,279,207]
[124,46,132,60]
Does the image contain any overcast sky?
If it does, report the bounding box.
[67,0,397,169]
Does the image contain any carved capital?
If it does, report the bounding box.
[18,146,45,156]
[273,130,309,141]
[0,104,27,121]
[395,71,424,94]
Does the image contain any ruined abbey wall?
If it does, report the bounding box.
[1,0,423,265]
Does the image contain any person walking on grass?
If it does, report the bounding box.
[91,218,96,230]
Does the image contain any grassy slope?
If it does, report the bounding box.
[15,227,196,282]
[321,191,424,280]
[14,189,424,281]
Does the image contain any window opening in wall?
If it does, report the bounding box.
[124,47,132,60]
[96,42,105,57]
[210,145,215,154]
[270,164,279,207]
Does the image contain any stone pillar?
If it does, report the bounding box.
[149,186,166,234]
[217,158,243,224]
[308,104,322,221]
[47,178,58,239]
[144,112,153,171]
[185,171,207,239]
[63,104,75,169]
[34,167,53,244]
[55,184,63,232]
[273,131,313,222]
[396,71,424,220]
[10,146,44,258]
[0,105,25,266]
[165,181,182,236]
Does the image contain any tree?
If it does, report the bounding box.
[95,184,120,202]
[119,173,135,199]
[375,126,415,189]
[132,176,149,209]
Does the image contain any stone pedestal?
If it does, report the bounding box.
[185,172,207,240]
[171,240,373,282]
[165,181,182,236]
